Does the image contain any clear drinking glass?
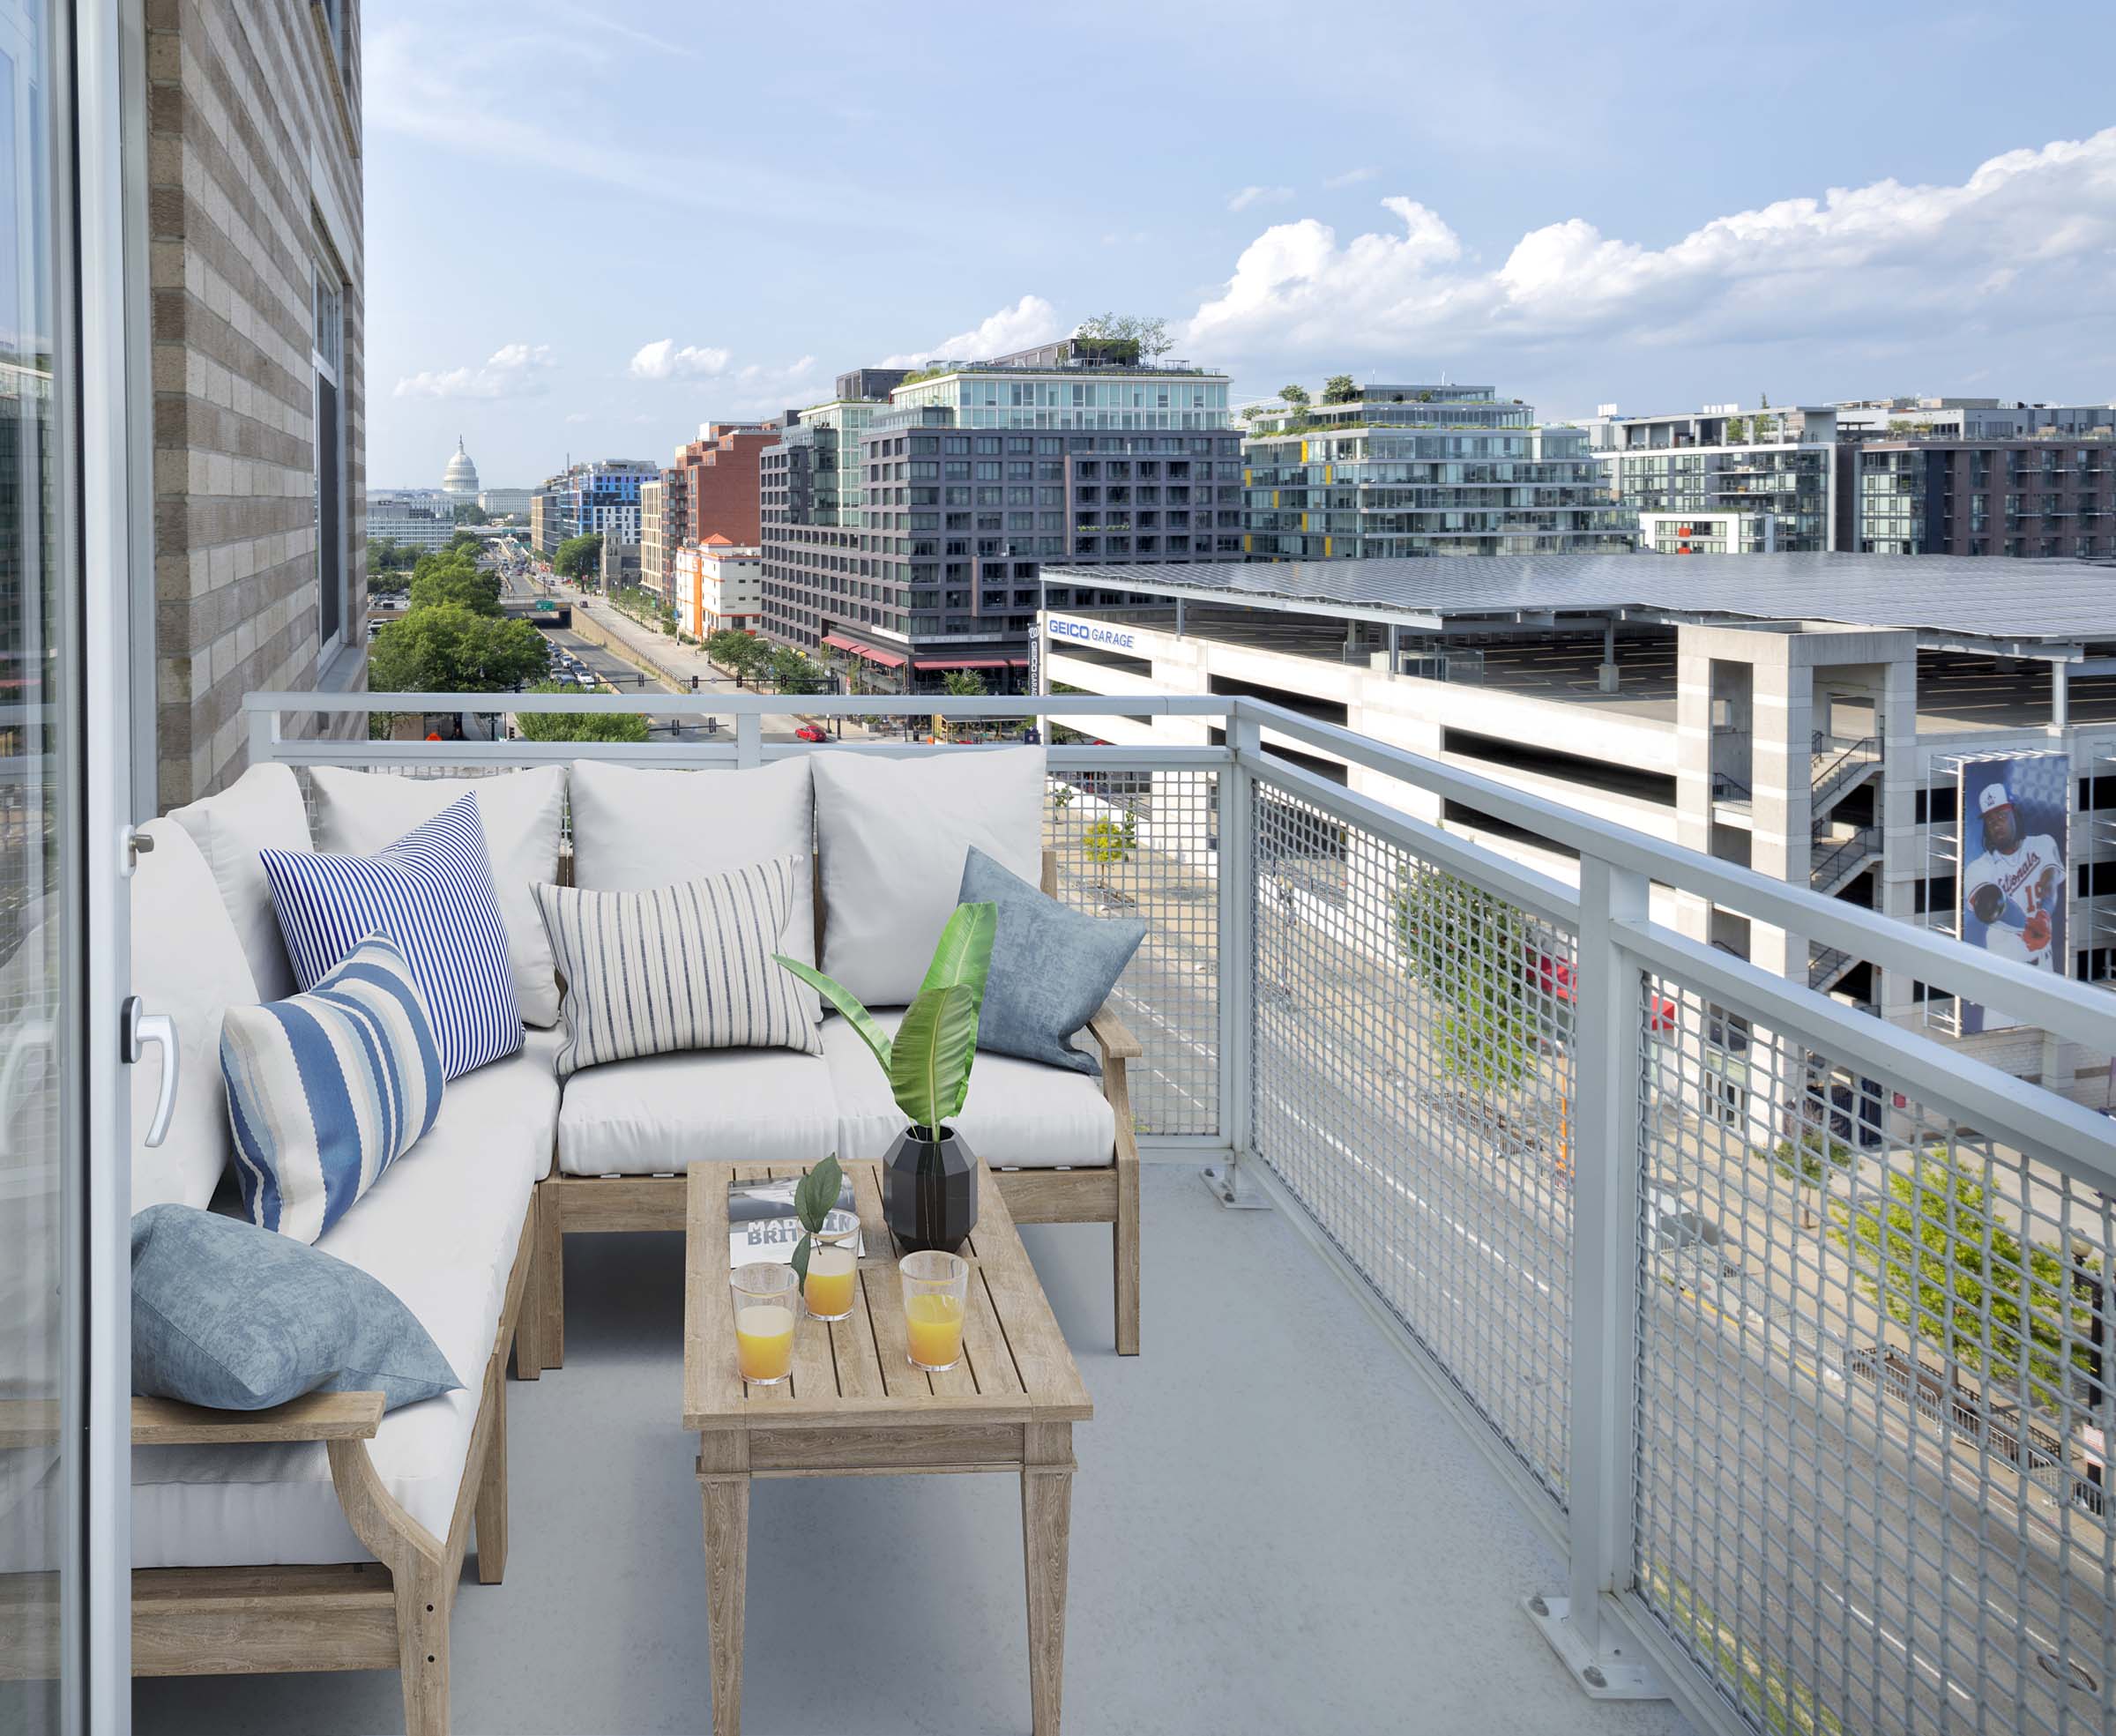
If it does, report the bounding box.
[731,1262,799,1385]
[801,1227,860,1322]
[898,1249,969,1372]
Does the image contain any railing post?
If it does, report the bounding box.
[248,702,281,768]
[1204,708,1268,1208]
[734,711,763,770]
[1526,853,1665,1698]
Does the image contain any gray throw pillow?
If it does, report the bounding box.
[131,1204,459,1412]
[958,846,1146,1077]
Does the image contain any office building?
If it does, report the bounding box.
[477,487,533,519]
[639,478,671,600]
[367,491,459,552]
[530,489,560,555]
[598,539,642,592]
[1243,383,1632,560]
[674,536,763,639]
[147,0,367,803]
[761,342,1244,690]
[529,458,659,554]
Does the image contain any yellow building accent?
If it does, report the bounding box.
[1300,511,1309,532]
[1242,533,1254,553]
[1242,466,1252,487]
[1300,440,1309,465]
[1324,465,1333,485]
[1323,534,1334,557]
[1271,489,1280,509]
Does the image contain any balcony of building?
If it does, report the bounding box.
[45,694,2116,1736]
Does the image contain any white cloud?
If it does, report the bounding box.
[629,339,734,381]
[1323,167,1379,190]
[1227,184,1294,212]
[392,342,554,399]
[882,295,1063,368]
[1184,129,2116,369]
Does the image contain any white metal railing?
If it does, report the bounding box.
[251,689,2116,1735]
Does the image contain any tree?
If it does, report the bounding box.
[769,645,824,695]
[408,562,502,616]
[366,538,417,577]
[1831,1157,2091,1408]
[1397,866,1546,1094]
[554,533,604,579]
[1083,811,1136,889]
[369,604,551,693]
[445,528,481,555]
[513,682,651,743]
[1278,384,1311,408]
[708,630,771,683]
[452,503,490,525]
[1320,374,1357,405]
[1073,312,1173,361]
[942,668,987,697]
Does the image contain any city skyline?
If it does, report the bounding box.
[368,1,2116,487]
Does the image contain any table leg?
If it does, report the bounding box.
[699,1433,750,1736]
[1022,1422,1074,1736]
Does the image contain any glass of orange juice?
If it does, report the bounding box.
[730,1262,798,1385]
[802,1228,860,1322]
[898,1250,969,1372]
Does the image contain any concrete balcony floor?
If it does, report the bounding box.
[136,1166,1695,1735]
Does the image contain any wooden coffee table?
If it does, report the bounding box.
[682,1158,1093,1735]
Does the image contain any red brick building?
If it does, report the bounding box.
[667,423,780,549]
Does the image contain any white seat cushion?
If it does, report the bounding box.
[128,818,259,1213]
[557,1046,838,1176]
[127,1027,561,1569]
[165,761,312,1002]
[309,765,567,1029]
[823,1010,1114,1171]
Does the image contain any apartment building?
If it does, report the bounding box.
[1855,439,2116,558]
[148,0,368,804]
[530,458,659,553]
[761,342,1244,690]
[639,477,671,600]
[667,423,779,548]
[1836,396,2116,441]
[674,535,763,638]
[1038,552,2116,1100]
[1244,382,1632,559]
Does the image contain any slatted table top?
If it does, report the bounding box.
[682,1159,1093,1434]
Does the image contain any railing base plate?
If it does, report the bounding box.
[1201,1164,1272,1211]
[1524,1597,1667,1701]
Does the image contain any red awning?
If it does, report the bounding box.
[912,657,1012,671]
[823,632,905,669]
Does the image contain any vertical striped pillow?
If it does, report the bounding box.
[532,856,822,1080]
[220,936,445,1244]
[261,791,522,1080]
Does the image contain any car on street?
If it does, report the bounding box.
[794,724,828,743]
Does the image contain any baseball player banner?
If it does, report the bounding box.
[1957,752,2069,1034]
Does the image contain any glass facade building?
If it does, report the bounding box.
[761,345,1244,689]
[1244,384,1633,559]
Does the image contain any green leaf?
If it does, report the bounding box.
[772,952,890,1074]
[918,901,997,1030]
[889,982,980,1132]
[794,1154,843,1236]
[791,1233,811,1286]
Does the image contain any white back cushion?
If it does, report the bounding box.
[568,757,817,966]
[130,818,259,1212]
[309,765,566,1029]
[166,762,311,1002]
[812,745,1044,1006]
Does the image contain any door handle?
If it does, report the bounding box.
[122,995,179,1148]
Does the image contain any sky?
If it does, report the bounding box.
[365,1,2116,491]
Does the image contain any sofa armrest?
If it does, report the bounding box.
[132,1391,386,1446]
[0,1390,384,1449]
[1086,1004,1143,1063]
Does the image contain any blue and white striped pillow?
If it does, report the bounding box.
[262,791,522,1080]
[220,936,445,1244]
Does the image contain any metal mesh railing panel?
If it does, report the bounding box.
[1044,767,1219,1137]
[1248,782,1577,1505]
[284,754,1222,1141]
[1635,971,2116,1736]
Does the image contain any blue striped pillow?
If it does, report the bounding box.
[220,936,445,1244]
[262,791,522,1080]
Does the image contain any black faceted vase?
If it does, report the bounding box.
[882,1126,978,1254]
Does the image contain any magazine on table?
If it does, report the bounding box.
[726,1173,863,1269]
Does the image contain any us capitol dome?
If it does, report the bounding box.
[441,436,481,503]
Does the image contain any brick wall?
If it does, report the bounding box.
[147,0,365,806]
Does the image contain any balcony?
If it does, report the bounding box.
[112,694,2116,1735]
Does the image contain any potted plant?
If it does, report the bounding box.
[774,901,996,1253]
